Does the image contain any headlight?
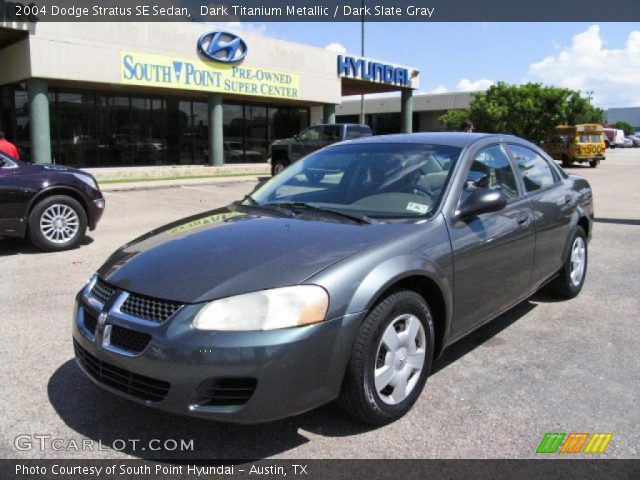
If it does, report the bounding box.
[192,285,329,331]
[73,173,98,190]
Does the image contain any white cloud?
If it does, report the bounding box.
[528,25,640,107]
[456,78,495,92]
[325,42,347,54]
[430,85,449,94]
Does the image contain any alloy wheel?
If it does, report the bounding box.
[40,204,80,244]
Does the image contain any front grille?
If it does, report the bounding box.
[109,325,151,353]
[74,339,170,402]
[83,309,98,334]
[120,293,183,323]
[91,278,115,305]
[198,378,258,407]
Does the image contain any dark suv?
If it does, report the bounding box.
[270,123,372,175]
[0,153,105,251]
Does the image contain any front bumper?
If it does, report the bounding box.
[71,287,363,424]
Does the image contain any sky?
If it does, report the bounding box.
[220,22,640,108]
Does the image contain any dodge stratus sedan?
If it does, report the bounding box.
[73,133,593,425]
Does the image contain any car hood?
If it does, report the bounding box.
[97,206,401,304]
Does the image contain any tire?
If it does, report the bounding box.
[589,159,599,168]
[28,195,87,252]
[338,290,435,425]
[561,156,571,168]
[548,226,588,299]
[271,158,289,176]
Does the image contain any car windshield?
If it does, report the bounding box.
[251,143,462,219]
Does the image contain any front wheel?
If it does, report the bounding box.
[271,158,289,176]
[28,195,87,251]
[338,290,434,425]
[589,159,599,168]
[548,226,587,298]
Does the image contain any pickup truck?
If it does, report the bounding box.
[270,123,372,175]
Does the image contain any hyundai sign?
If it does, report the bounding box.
[337,55,410,87]
[198,31,247,64]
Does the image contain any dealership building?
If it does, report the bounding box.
[0,21,419,168]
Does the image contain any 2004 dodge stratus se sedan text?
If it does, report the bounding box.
[72,133,593,425]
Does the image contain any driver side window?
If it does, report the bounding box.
[300,126,322,142]
[466,145,519,200]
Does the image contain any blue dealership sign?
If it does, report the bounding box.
[337,55,410,86]
[197,31,247,64]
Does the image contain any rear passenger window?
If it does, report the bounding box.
[346,126,372,139]
[508,145,556,192]
[322,125,342,142]
[465,145,519,200]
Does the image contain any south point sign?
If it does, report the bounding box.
[121,51,300,100]
[337,55,410,87]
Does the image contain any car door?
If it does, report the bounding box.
[293,126,324,160]
[447,144,535,337]
[0,155,31,235]
[505,143,573,287]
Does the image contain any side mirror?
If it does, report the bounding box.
[456,187,508,220]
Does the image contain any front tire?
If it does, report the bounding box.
[548,227,587,298]
[589,159,599,168]
[339,290,435,425]
[271,158,289,176]
[28,195,87,251]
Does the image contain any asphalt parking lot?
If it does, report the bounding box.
[1,149,638,459]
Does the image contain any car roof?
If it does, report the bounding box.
[334,132,520,148]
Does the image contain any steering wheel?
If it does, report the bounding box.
[408,184,436,198]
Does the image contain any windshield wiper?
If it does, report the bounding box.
[231,197,294,217]
[264,202,375,224]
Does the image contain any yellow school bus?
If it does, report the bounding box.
[543,124,606,168]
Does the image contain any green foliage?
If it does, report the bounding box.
[439,83,605,143]
[611,121,634,136]
[439,109,471,132]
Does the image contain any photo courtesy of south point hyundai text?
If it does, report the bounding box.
[0,1,639,479]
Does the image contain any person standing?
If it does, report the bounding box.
[0,131,20,159]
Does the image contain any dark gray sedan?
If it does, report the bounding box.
[72,133,593,425]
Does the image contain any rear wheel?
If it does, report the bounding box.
[589,159,599,168]
[28,195,87,251]
[338,290,434,425]
[561,155,571,168]
[548,226,587,299]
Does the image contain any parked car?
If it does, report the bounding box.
[73,133,593,425]
[603,128,626,148]
[0,153,104,251]
[224,141,264,163]
[270,123,372,176]
[628,136,640,148]
[622,137,634,148]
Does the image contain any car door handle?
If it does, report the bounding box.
[516,214,530,226]
[564,195,572,205]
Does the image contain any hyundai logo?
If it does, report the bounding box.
[197,31,247,64]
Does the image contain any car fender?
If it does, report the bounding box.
[27,184,90,218]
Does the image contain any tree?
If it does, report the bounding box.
[439,108,471,132]
[439,83,604,143]
[611,121,634,136]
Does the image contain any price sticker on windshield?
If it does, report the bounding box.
[406,202,429,214]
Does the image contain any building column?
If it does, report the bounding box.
[28,78,52,164]
[401,89,413,134]
[208,93,223,166]
[323,104,336,124]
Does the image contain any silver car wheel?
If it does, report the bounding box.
[40,204,80,244]
[374,313,426,406]
[569,236,586,287]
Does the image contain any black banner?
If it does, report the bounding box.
[1,0,639,22]
[3,460,640,480]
